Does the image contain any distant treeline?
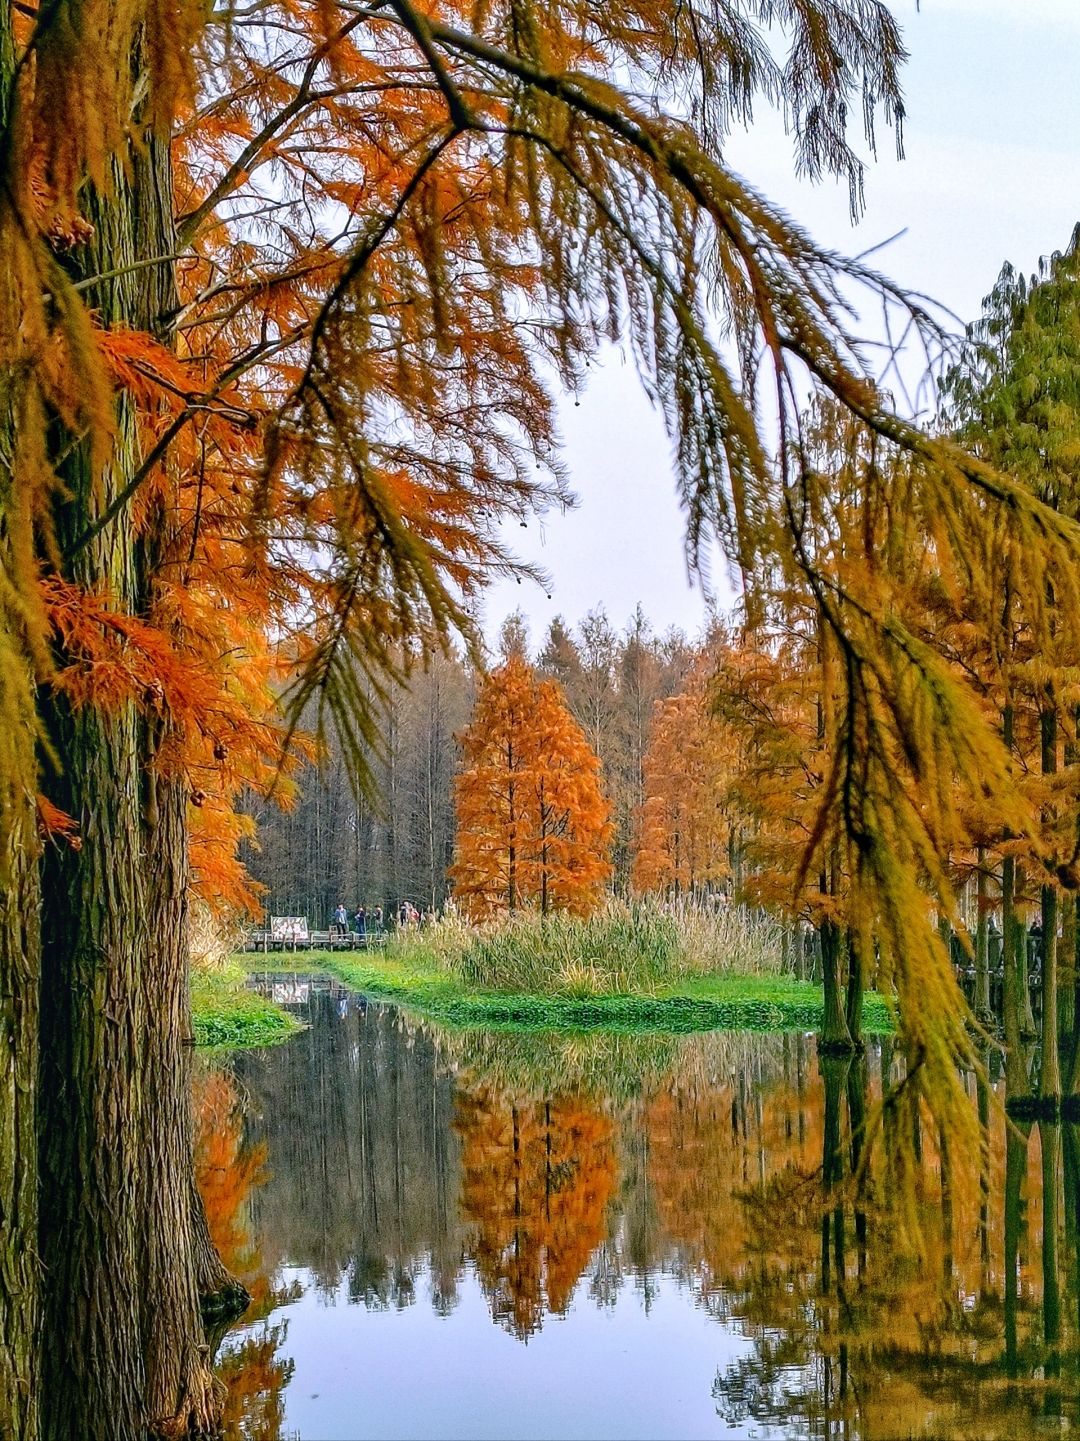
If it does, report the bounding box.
[243,606,702,922]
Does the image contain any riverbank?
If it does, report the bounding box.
[248,949,893,1035]
[192,961,302,1049]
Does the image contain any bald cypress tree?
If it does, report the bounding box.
[6,4,1080,1430]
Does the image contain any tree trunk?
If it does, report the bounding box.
[0,7,40,1432]
[135,124,237,1434]
[39,118,227,1438]
[1041,1119,1062,1352]
[1003,852,1032,1099]
[844,927,864,1048]
[39,160,151,1431]
[819,916,852,1052]
[1042,705,1061,1105]
[975,848,991,1020]
[39,589,147,1441]
[0,792,40,1441]
[140,768,223,1435]
[1003,1119,1030,1376]
[192,1175,249,1322]
[1069,897,1080,1095]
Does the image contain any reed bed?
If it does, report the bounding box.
[387,899,786,997]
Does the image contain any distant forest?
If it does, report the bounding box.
[244,607,703,921]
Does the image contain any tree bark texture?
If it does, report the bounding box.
[0,6,40,1434]
[39,119,228,1438]
[0,794,40,1441]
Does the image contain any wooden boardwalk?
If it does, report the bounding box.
[241,929,387,953]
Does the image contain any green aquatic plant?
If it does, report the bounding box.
[255,950,892,1037]
[191,964,300,1050]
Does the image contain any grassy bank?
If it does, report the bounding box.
[191,961,302,1049]
[254,944,892,1036]
[431,903,786,993]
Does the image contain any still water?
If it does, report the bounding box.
[198,978,1080,1440]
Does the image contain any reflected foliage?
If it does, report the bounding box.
[454,1090,616,1337]
[207,988,1080,1437]
[194,1067,296,1439]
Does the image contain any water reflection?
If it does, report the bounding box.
[202,981,1080,1440]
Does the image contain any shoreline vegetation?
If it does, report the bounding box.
[240,905,894,1037]
[191,961,302,1050]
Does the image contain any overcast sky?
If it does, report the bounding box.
[479,1,1080,653]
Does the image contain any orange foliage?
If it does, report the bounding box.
[194,1069,270,1307]
[454,1087,616,1337]
[632,659,733,897]
[451,655,612,918]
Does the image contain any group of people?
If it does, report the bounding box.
[331,900,433,936]
[332,902,383,937]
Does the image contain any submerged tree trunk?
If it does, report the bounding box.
[1041,1119,1062,1354]
[1004,1119,1030,1376]
[819,1053,849,1298]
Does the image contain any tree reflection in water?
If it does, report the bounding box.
[193,1066,297,1441]
[202,980,1080,1439]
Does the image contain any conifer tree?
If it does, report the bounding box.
[451,656,612,917]
[6,2,1080,1431]
[632,663,732,898]
[943,230,1080,1105]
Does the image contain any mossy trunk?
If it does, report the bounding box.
[844,928,864,1049]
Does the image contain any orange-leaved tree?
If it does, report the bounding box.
[632,658,734,899]
[451,655,612,918]
[8,1,1080,1435]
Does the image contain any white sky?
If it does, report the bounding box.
[480,1,1080,651]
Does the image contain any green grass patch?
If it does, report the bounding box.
[191,961,303,1050]
[253,949,892,1036]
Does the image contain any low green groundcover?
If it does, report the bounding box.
[249,950,893,1036]
[191,962,301,1050]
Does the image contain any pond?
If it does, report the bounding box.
[198,978,1080,1440]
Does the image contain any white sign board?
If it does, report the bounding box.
[270,915,309,943]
